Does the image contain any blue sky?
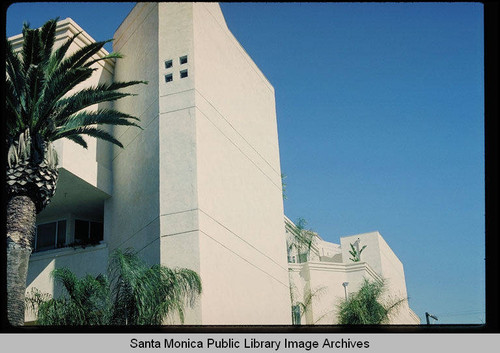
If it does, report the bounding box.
[6,2,485,325]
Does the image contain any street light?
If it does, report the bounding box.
[425,312,438,325]
[342,282,349,300]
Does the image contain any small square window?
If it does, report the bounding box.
[165,60,173,69]
[180,69,188,79]
[180,55,188,65]
[165,73,173,83]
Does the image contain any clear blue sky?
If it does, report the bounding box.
[6,2,485,325]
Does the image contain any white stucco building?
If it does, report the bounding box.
[286,218,419,324]
[10,2,419,325]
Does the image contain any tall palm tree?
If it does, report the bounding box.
[24,249,202,325]
[6,18,146,325]
[336,278,406,325]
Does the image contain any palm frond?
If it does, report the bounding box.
[53,39,111,78]
[51,268,78,301]
[55,126,124,148]
[64,134,88,149]
[52,82,145,121]
[336,278,405,325]
[61,109,142,131]
[45,30,81,76]
[84,52,123,67]
[5,38,25,109]
[21,24,42,72]
[6,18,145,162]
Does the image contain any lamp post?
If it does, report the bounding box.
[342,282,349,300]
[425,312,438,325]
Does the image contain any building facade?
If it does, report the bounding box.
[286,218,420,324]
[10,2,419,325]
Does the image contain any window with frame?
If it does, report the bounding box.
[75,219,103,245]
[179,55,188,65]
[180,69,188,79]
[165,73,173,83]
[35,220,67,252]
[165,59,173,69]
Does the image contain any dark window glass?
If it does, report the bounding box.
[292,305,301,325]
[165,73,173,83]
[75,219,89,243]
[180,69,188,78]
[57,220,67,248]
[36,222,57,251]
[90,222,103,242]
[180,55,188,64]
[165,59,173,69]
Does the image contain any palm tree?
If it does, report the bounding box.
[25,269,111,325]
[108,248,202,325]
[286,218,317,263]
[336,278,405,325]
[25,249,202,325]
[6,18,146,325]
[289,280,327,325]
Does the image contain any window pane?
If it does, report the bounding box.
[36,223,56,251]
[180,55,188,64]
[165,59,173,68]
[165,74,173,83]
[75,220,89,243]
[180,69,188,78]
[292,305,301,325]
[90,222,103,243]
[57,220,66,248]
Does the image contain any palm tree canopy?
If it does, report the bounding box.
[108,248,202,325]
[6,18,146,326]
[6,18,146,158]
[337,278,405,325]
[286,218,317,261]
[25,249,202,326]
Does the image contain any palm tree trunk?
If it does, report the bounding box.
[6,195,37,326]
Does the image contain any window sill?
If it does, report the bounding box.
[30,242,107,261]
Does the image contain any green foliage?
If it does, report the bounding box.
[287,218,316,263]
[348,242,367,262]
[25,249,202,326]
[6,18,146,159]
[108,248,202,325]
[40,269,110,325]
[336,278,405,325]
[281,173,287,200]
[289,281,327,324]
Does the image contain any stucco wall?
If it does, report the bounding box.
[192,3,291,324]
[107,3,161,265]
[106,2,291,324]
[25,244,109,322]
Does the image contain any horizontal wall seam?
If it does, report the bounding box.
[160,208,198,217]
[195,88,281,178]
[198,208,288,272]
[159,88,196,101]
[198,229,289,289]
[196,106,281,191]
[160,229,199,238]
[112,99,160,162]
[112,214,160,250]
